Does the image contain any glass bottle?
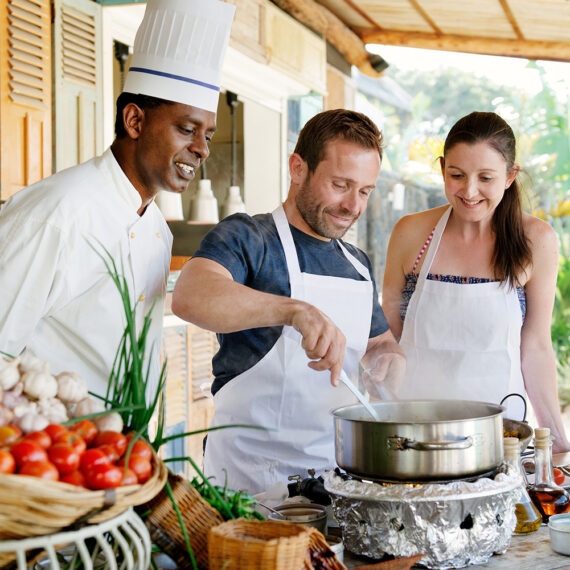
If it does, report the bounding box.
[503,437,541,534]
[527,427,570,522]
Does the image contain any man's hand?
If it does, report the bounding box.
[290,303,346,386]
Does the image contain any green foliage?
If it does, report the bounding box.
[189,475,265,521]
[554,256,570,406]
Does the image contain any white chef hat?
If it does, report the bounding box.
[123,0,235,113]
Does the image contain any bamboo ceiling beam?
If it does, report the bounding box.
[498,0,524,40]
[361,29,570,62]
[407,0,442,34]
[271,0,385,77]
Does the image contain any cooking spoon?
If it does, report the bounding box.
[256,502,287,519]
[339,370,381,421]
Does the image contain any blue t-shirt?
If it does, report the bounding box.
[192,213,389,394]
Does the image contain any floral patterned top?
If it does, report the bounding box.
[400,272,527,323]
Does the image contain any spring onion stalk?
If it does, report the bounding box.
[87,238,167,443]
[165,480,198,570]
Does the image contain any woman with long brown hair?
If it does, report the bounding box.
[382,111,569,452]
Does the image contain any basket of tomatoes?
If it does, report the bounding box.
[0,418,167,553]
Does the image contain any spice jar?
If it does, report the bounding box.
[527,427,570,522]
[504,437,541,534]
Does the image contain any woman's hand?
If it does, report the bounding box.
[362,352,406,401]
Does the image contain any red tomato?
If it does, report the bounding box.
[44,424,68,441]
[60,470,87,488]
[97,444,120,463]
[554,467,565,486]
[125,438,152,461]
[93,431,127,458]
[79,448,111,474]
[23,430,52,449]
[54,432,87,456]
[0,449,15,474]
[70,420,98,447]
[84,464,123,490]
[118,455,151,484]
[19,460,59,481]
[10,440,48,468]
[0,425,22,447]
[118,467,138,486]
[47,443,80,475]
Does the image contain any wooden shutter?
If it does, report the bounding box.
[0,0,52,200]
[163,326,189,429]
[52,0,102,172]
[162,323,217,477]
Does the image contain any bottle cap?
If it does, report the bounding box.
[503,437,520,459]
[534,427,551,448]
[535,427,551,439]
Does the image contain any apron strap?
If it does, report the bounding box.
[417,206,452,282]
[337,241,370,281]
[272,206,301,280]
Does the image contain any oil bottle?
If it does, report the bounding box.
[503,437,541,534]
[527,427,570,522]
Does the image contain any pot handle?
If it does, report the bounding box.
[403,436,473,450]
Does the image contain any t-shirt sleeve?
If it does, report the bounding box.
[192,214,266,284]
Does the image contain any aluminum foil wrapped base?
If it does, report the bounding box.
[323,466,521,569]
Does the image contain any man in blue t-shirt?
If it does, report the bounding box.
[172,109,405,494]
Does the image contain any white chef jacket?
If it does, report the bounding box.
[0,149,172,398]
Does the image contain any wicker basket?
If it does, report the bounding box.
[304,527,346,570]
[0,448,167,547]
[208,519,312,570]
[140,471,223,569]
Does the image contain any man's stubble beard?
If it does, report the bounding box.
[295,178,356,240]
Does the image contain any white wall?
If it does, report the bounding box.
[243,99,283,215]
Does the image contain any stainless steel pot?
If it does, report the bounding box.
[332,399,504,481]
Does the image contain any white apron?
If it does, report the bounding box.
[203,206,373,494]
[399,207,526,420]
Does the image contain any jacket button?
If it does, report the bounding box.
[130,232,135,239]
[156,232,161,238]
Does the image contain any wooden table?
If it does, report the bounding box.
[341,524,570,568]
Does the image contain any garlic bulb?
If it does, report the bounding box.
[18,351,47,374]
[2,382,27,410]
[15,411,49,434]
[56,371,88,403]
[13,400,37,419]
[37,398,69,424]
[0,356,21,391]
[21,369,58,400]
[95,412,124,433]
[73,397,104,419]
[0,404,13,427]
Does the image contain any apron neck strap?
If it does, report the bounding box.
[418,206,452,281]
[337,241,370,281]
[272,206,301,279]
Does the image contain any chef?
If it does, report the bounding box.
[172,109,406,494]
[0,0,235,398]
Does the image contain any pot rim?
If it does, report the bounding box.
[331,399,504,424]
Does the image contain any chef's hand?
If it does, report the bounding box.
[290,303,346,387]
[362,353,406,401]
